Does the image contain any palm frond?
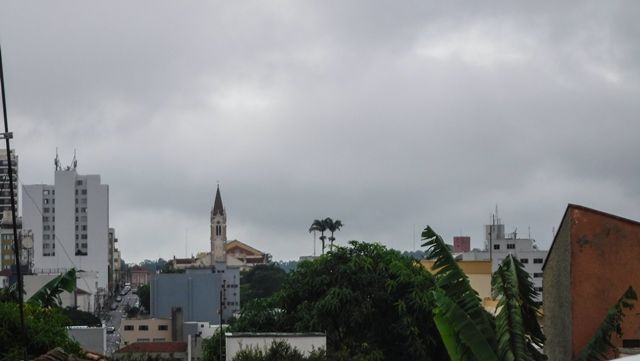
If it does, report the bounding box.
[422,226,497,353]
[27,268,77,308]
[577,286,637,361]
[432,288,499,361]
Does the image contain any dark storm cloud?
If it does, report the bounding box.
[1,1,639,261]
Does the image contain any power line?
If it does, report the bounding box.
[0,41,27,360]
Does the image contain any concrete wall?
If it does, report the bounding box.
[568,207,640,359]
[543,210,572,361]
[225,333,326,361]
[68,326,106,355]
[151,266,239,323]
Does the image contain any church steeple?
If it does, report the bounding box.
[212,185,225,217]
[210,185,227,264]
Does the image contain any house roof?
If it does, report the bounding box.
[225,240,264,255]
[542,203,640,270]
[33,347,108,361]
[116,342,188,353]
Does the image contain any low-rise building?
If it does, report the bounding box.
[120,318,173,346]
[421,259,494,310]
[130,265,151,287]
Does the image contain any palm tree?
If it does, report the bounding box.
[324,217,343,251]
[309,219,328,255]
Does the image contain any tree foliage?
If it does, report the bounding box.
[138,284,150,312]
[202,327,228,361]
[0,302,81,360]
[63,307,102,327]
[423,226,548,361]
[232,241,447,361]
[240,264,287,306]
[577,286,637,361]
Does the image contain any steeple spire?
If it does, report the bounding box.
[213,185,224,217]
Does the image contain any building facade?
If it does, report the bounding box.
[120,318,173,346]
[458,214,548,302]
[544,204,640,360]
[23,159,110,291]
[0,149,18,216]
[453,236,471,253]
[151,186,240,322]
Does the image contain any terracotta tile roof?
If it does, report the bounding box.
[116,342,188,353]
[32,348,108,361]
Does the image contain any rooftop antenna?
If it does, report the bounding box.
[72,149,77,170]
[54,148,61,170]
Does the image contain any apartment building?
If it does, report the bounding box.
[23,159,110,290]
[120,318,173,346]
[0,149,18,216]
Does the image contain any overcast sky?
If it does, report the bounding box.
[1,1,639,263]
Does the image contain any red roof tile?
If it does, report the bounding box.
[116,342,187,353]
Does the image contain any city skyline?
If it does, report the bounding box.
[1,1,639,262]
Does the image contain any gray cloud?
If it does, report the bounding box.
[2,0,640,261]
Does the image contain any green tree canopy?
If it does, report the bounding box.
[232,241,447,361]
[0,302,81,360]
[240,264,288,306]
[138,284,150,312]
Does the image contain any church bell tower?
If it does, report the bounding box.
[210,185,227,264]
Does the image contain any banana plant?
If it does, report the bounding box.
[27,268,77,308]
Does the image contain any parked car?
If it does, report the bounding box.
[116,296,122,302]
[106,326,115,334]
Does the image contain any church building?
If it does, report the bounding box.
[151,186,241,323]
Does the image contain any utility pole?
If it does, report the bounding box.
[0,42,27,360]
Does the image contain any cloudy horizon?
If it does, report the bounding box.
[1,1,639,263]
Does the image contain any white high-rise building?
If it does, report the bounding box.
[458,212,548,303]
[22,157,109,290]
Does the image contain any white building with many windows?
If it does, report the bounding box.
[22,159,110,291]
[458,215,548,302]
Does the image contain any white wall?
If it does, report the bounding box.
[225,334,326,361]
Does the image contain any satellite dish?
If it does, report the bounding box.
[22,233,33,249]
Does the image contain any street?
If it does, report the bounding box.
[103,289,139,355]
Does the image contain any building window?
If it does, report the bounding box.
[138,325,148,331]
[533,273,543,278]
[76,180,83,186]
[43,208,49,213]
[493,244,500,250]
[216,225,221,236]
[506,243,515,249]
[43,190,50,195]
[81,189,87,195]
[152,338,166,342]
[43,199,49,204]
[533,258,543,264]
[81,234,87,240]
[534,287,543,292]
[520,258,528,264]
[158,325,168,331]
[82,225,87,231]
[124,325,134,331]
